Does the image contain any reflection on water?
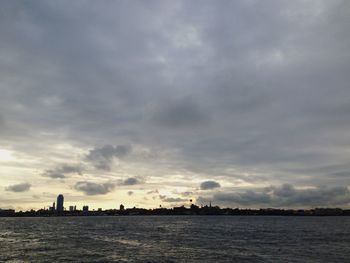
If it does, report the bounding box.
[1,216,350,262]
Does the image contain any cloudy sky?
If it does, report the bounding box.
[1,0,350,211]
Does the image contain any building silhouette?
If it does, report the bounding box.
[56,194,64,212]
[120,204,125,211]
[50,202,55,212]
[83,205,89,212]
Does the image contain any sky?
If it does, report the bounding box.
[1,0,350,211]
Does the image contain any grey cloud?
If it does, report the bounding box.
[147,189,159,195]
[127,191,133,196]
[85,145,131,171]
[121,177,140,186]
[211,84,271,114]
[43,164,82,179]
[0,1,350,208]
[60,164,82,174]
[210,185,350,208]
[152,97,209,129]
[180,191,193,197]
[6,183,31,192]
[74,181,115,195]
[43,170,65,179]
[186,162,267,183]
[284,164,350,186]
[0,114,5,128]
[330,171,350,178]
[159,195,188,203]
[271,184,296,198]
[200,181,221,190]
[270,185,350,207]
[214,190,271,206]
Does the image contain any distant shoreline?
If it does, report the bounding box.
[1,206,350,217]
[1,214,350,218]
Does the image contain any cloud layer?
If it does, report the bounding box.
[200,181,221,190]
[74,181,115,196]
[6,183,31,193]
[43,164,82,179]
[207,184,350,208]
[86,145,132,171]
[0,1,349,209]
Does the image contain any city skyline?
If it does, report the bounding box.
[1,1,350,211]
[2,193,349,217]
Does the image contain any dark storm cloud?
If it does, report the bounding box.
[269,185,350,207]
[0,0,350,207]
[85,145,131,170]
[210,184,350,207]
[5,183,31,192]
[200,181,221,190]
[43,164,82,179]
[121,177,140,186]
[271,184,296,198]
[74,181,115,195]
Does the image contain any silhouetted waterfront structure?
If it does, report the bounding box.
[4,205,350,217]
[0,209,15,216]
[56,194,64,213]
[3,195,350,217]
[49,202,55,212]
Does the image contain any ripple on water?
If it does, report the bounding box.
[0,216,349,262]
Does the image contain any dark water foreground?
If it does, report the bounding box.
[0,216,349,262]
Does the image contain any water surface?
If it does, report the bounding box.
[0,216,349,262]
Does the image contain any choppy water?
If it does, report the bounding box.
[0,216,349,262]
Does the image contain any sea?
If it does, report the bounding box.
[0,216,349,262]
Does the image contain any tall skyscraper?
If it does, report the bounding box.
[57,194,64,212]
